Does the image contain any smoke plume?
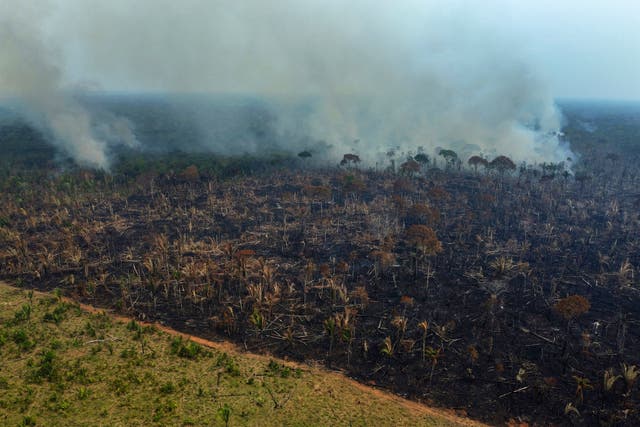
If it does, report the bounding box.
[2,0,573,168]
[0,1,137,169]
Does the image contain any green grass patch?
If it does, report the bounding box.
[0,283,467,426]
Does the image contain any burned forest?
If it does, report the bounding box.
[1,101,640,425]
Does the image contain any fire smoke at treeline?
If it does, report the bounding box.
[0,0,573,169]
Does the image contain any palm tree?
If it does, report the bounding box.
[621,363,639,395]
[250,308,265,332]
[555,295,591,371]
[573,376,593,404]
[425,346,442,384]
[324,316,336,358]
[405,225,442,288]
[380,336,394,358]
[391,316,408,344]
[603,368,621,394]
[418,321,429,362]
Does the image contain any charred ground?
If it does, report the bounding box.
[1,101,639,425]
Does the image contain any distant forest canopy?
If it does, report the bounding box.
[558,99,640,155]
[0,98,639,172]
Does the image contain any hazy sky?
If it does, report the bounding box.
[505,1,640,101]
[37,0,639,101]
[0,0,636,168]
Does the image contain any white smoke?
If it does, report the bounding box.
[2,0,573,168]
[0,1,137,169]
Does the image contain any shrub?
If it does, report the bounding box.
[110,378,129,396]
[181,165,200,182]
[215,353,240,377]
[120,347,137,359]
[159,381,176,395]
[43,303,71,325]
[30,350,59,383]
[405,224,442,255]
[126,319,142,333]
[12,329,35,352]
[554,295,591,321]
[170,336,208,359]
[77,386,90,400]
[217,404,231,427]
[267,360,293,378]
[14,304,32,322]
[19,416,36,427]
